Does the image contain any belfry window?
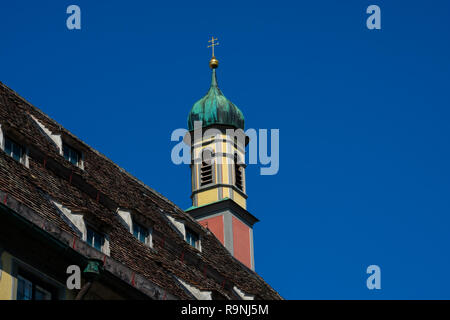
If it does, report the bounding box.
[63,143,81,167]
[199,149,214,187]
[234,155,243,191]
[200,161,213,186]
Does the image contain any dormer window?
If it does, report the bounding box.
[165,213,201,251]
[4,136,25,163]
[63,143,81,167]
[116,209,153,248]
[86,226,105,252]
[186,228,200,249]
[132,220,150,245]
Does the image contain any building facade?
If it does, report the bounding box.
[0,54,281,300]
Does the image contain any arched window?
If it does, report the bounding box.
[234,154,243,191]
[200,149,214,187]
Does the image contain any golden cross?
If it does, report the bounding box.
[207,37,219,57]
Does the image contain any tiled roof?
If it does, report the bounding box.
[0,81,282,300]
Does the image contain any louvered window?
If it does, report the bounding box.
[235,165,243,190]
[234,155,243,191]
[200,161,213,186]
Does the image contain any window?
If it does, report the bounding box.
[4,136,24,163]
[200,161,213,186]
[133,220,149,244]
[63,143,81,166]
[199,149,214,187]
[86,227,105,252]
[17,274,52,300]
[186,228,199,249]
[235,165,243,190]
[234,155,243,191]
[17,275,32,300]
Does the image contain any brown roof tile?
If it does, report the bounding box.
[0,81,282,300]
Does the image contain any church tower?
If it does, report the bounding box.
[185,38,258,270]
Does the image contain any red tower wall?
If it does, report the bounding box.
[198,215,224,244]
[232,216,251,269]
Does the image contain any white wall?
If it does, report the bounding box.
[30,115,62,153]
[116,208,132,232]
[52,200,110,256]
[176,277,212,300]
[233,286,254,300]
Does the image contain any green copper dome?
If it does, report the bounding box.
[188,69,244,131]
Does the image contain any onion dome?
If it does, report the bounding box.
[187,57,245,131]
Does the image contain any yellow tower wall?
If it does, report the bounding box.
[191,133,247,209]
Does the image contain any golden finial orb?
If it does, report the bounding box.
[209,56,219,69]
[208,37,220,69]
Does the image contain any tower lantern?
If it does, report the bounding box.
[185,38,258,270]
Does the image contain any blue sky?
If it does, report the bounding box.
[1,0,449,299]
